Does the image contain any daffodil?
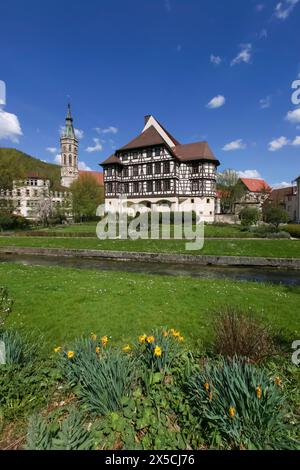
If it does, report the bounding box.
[101,336,108,346]
[162,330,168,337]
[139,334,147,344]
[204,381,210,392]
[123,344,131,353]
[229,406,235,418]
[256,385,262,400]
[172,330,180,338]
[67,350,74,359]
[209,391,213,402]
[54,346,61,353]
[178,335,184,342]
[146,335,155,344]
[95,346,100,354]
[90,332,97,341]
[275,376,282,387]
[154,345,162,357]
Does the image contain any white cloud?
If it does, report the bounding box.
[85,138,103,153]
[274,0,299,20]
[54,154,61,164]
[238,169,261,178]
[285,108,300,123]
[222,139,246,151]
[46,147,57,154]
[0,109,22,142]
[259,95,272,109]
[268,136,289,151]
[231,44,252,66]
[291,135,300,145]
[164,0,171,12]
[210,54,222,65]
[259,28,268,39]
[75,128,84,139]
[272,181,292,189]
[95,126,118,135]
[78,161,92,171]
[206,95,226,109]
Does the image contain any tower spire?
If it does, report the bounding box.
[60,103,79,187]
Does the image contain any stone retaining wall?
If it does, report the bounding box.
[1,246,300,269]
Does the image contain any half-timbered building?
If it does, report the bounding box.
[100,115,220,222]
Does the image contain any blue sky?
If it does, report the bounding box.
[0,0,300,186]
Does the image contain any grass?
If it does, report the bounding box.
[0,235,299,258]
[41,223,254,238]
[1,262,299,348]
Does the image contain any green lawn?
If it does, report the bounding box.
[1,262,299,349]
[41,222,253,238]
[0,236,299,258]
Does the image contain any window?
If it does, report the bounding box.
[123,153,128,161]
[191,198,194,203]
[155,180,161,192]
[26,189,30,196]
[123,183,129,193]
[146,163,152,175]
[207,198,210,204]
[133,182,139,193]
[163,161,170,174]
[34,190,38,197]
[17,189,21,196]
[107,183,112,193]
[63,154,66,165]
[163,180,170,191]
[69,155,72,165]
[192,181,198,191]
[192,164,198,174]
[147,180,153,192]
[133,166,139,176]
[69,145,72,151]
[123,167,129,177]
[107,167,112,176]
[146,148,152,158]
[155,162,161,174]
[155,147,161,156]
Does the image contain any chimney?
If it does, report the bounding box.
[144,115,151,125]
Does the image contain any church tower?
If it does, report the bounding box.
[60,104,79,188]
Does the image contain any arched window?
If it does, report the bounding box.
[69,155,72,166]
[63,154,66,165]
[69,145,71,151]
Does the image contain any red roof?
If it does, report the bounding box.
[240,178,271,193]
[79,170,103,186]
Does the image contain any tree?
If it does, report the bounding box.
[71,174,104,222]
[263,206,288,228]
[36,197,53,227]
[239,207,260,226]
[216,169,245,213]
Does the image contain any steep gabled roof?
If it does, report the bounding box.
[173,142,219,164]
[240,178,271,192]
[101,155,123,165]
[78,170,104,185]
[119,126,167,151]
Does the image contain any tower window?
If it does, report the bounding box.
[64,154,66,165]
[69,155,72,165]
[69,145,72,151]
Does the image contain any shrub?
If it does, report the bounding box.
[0,329,38,365]
[281,224,300,239]
[0,213,30,231]
[56,336,137,414]
[267,231,290,239]
[239,207,260,226]
[263,206,289,227]
[212,307,275,363]
[0,287,13,331]
[136,328,184,375]
[186,357,294,449]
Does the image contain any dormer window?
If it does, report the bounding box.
[147,148,152,158]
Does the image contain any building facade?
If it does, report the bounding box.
[101,115,220,222]
[296,176,300,222]
[0,174,70,219]
[266,186,297,222]
[234,178,271,214]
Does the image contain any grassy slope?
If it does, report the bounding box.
[0,236,299,257]
[0,148,63,190]
[1,262,299,348]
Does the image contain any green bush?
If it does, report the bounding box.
[281,224,300,239]
[239,207,260,226]
[186,357,295,449]
[0,213,30,231]
[57,337,137,414]
[263,206,289,227]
